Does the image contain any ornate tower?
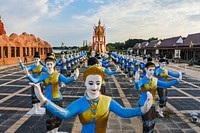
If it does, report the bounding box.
[92,20,106,54]
[0,16,6,35]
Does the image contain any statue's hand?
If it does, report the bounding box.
[141,92,153,114]
[134,71,140,82]
[29,82,47,104]
[18,57,22,63]
[116,66,121,72]
[139,69,143,73]
[23,66,30,76]
[178,72,182,81]
[74,68,79,80]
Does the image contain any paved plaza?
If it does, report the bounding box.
[0,62,199,133]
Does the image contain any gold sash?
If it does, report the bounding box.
[31,65,43,76]
[141,77,158,104]
[62,58,66,69]
[157,69,168,82]
[78,95,111,133]
[43,71,60,99]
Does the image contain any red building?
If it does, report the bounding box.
[0,17,52,65]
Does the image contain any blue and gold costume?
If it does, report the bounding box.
[132,60,141,74]
[124,58,130,74]
[140,61,146,78]
[135,76,179,133]
[154,68,185,107]
[27,71,75,130]
[66,57,72,77]
[19,62,47,104]
[27,71,75,101]
[57,58,67,75]
[97,65,117,95]
[45,94,143,133]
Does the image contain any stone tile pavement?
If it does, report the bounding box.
[0,62,199,133]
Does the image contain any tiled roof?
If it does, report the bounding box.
[133,43,141,49]
[158,36,182,48]
[145,40,160,48]
[180,32,200,47]
[141,42,148,49]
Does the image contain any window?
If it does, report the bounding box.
[11,47,15,57]
[41,48,43,55]
[31,48,33,55]
[3,47,8,58]
[38,47,41,55]
[44,48,46,54]
[16,47,20,57]
[34,48,36,54]
[27,48,29,56]
[23,47,25,55]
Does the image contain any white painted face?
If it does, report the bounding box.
[146,66,155,79]
[61,54,65,58]
[105,54,108,58]
[130,57,133,62]
[34,58,40,65]
[51,53,55,58]
[91,51,95,57]
[143,58,147,64]
[46,61,55,74]
[135,56,139,60]
[159,62,166,69]
[85,75,102,100]
[98,59,102,65]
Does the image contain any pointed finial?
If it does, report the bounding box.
[98,19,101,25]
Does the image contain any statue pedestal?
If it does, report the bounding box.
[26,107,45,115]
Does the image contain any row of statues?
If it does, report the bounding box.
[111,52,185,132]
[17,51,185,133]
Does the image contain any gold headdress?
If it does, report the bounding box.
[83,66,105,82]
[45,55,56,64]
[145,62,156,69]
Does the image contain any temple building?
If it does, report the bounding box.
[0,16,52,65]
[91,20,107,54]
[132,32,200,62]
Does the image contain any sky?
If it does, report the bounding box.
[1,0,200,47]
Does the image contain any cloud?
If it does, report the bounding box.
[88,0,104,4]
[0,0,74,40]
[48,0,74,16]
[1,0,200,47]
[0,0,49,34]
[188,14,200,22]
[72,0,200,43]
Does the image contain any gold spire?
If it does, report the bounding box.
[98,19,101,26]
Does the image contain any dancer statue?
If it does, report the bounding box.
[31,65,153,133]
